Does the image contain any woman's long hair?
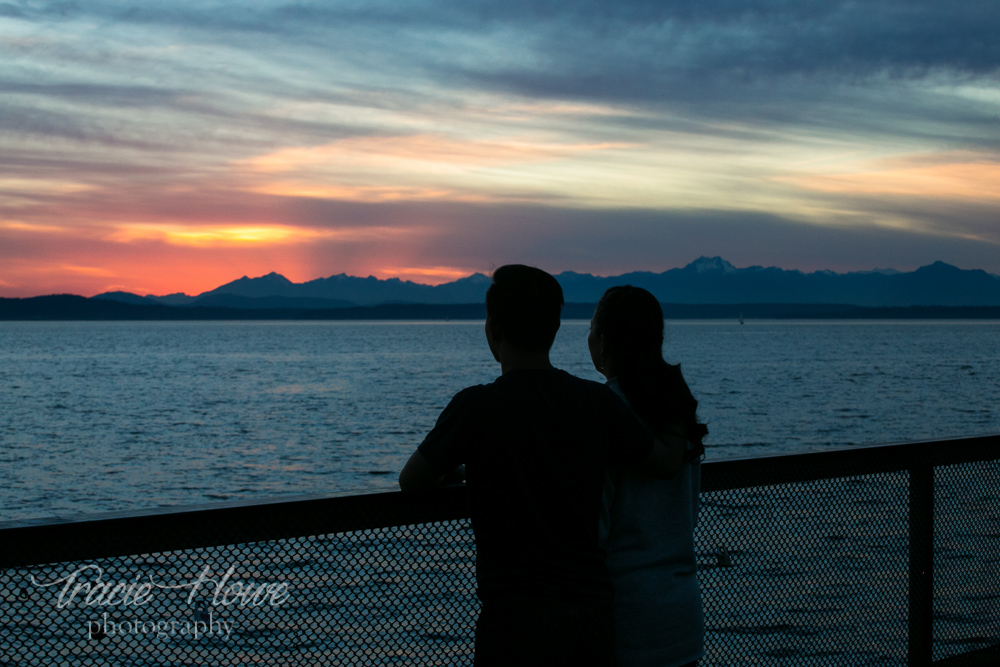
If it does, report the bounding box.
[592,285,707,462]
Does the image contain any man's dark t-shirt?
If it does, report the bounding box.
[418,368,654,605]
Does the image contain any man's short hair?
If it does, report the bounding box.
[485,264,564,352]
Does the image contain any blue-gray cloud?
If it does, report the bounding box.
[16,1,999,79]
[8,0,996,143]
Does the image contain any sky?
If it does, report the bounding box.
[1,1,999,297]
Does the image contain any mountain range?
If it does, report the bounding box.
[92,257,1000,308]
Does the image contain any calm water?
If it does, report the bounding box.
[1,320,998,522]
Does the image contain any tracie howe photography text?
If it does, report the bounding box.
[26,562,292,641]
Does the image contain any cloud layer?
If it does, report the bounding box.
[1,0,998,295]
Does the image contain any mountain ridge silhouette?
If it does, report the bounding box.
[89,257,1000,308]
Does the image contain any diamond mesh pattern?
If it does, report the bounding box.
[933,461,1000,662]
[3,523,479,666]
[696,474,910,665]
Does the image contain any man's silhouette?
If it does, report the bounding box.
[400,264,681,666]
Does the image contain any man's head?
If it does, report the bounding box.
[485,265,564,353]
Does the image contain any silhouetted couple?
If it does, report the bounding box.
[400,264,707,667]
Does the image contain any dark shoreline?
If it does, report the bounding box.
[2,295,1000,320]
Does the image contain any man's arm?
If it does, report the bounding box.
[633,431,686,480]
[398,449,465,492]
[401,386,476,492]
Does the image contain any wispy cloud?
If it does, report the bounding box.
[246,183,458,203]
[241,135,632,172]
[106,223,417,248]
[779,156,1000,201]
[378,265,480,285]
[61,264,117,277]
[0,177,95,195]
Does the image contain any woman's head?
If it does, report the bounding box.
[589,285,665,378]
[589,284,708,454]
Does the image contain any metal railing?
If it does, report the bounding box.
[2,434,998,666]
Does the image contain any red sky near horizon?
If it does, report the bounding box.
[2,3,999,298]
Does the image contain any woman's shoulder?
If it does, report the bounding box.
[605,377,626,401]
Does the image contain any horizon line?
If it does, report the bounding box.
[4,257,999,301]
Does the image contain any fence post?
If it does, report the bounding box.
[908,464,934,667]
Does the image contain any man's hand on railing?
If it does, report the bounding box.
[440,464,466,486]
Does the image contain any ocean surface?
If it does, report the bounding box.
[1,320,998,522]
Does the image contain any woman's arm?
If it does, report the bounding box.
[634,431,686,480]
[398,450,465,491]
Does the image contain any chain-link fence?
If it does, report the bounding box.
[2,436,998,666]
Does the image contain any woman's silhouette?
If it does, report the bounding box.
[589,285,707,667]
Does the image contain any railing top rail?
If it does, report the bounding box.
[0,486,470,570]
[702,433,1000,492]
[2,434,998,570]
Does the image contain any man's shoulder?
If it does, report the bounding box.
[497,368,620,403]
[551,369,619,397]
[450,382,494,404]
